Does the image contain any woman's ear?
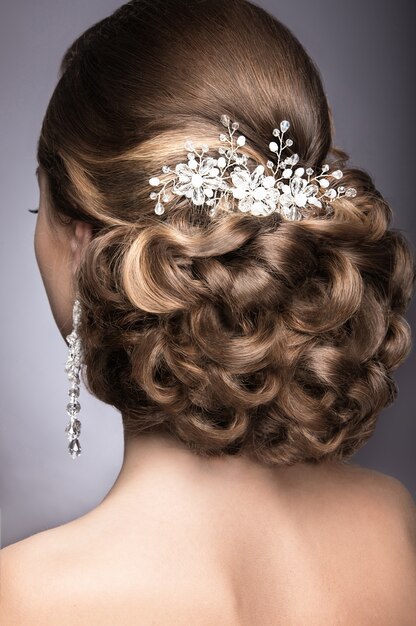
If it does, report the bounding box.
[70,220,94,275]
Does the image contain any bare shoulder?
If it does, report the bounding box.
[342,462,416,526]
[358,466,416,573]
[1,465,415,625]
[328,463,416,611]
[321,461,416,538]
[282,462,415,623]
[0,527,63,625]
[0,520,230,626]
[0,521,113,625]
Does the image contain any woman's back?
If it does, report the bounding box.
[3,0,416,623]
[2,456,415,625]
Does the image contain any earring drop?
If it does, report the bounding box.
[64,298,83,459]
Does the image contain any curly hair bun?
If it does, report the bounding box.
[36,0,415,465]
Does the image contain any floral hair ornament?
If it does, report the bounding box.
[148,115,357,221]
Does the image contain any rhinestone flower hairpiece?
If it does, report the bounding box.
[148,114,357,220]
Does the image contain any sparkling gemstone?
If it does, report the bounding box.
[65,418,81,440]
[178,161,194,181]
[192,186,205,205]
[220,114,230,126]
[220,134,227,142]
[238,196,254,212]
[70,373,80,385]
[272,128,280,137]
[267,160,274,169]
[281,204,299,221]
[325,188,337,199]
[308,196,322,208]
[253,186,267,201]
[231,169,250,189]
[291,176,305,195]
[279,193,292,208]
[280,120,290,132]
[262,176,276,188]
[149,192,157,200]
[68,438,81,459]
[66,401,80,417]
[305,184,319,196]
[294,193,307,207]
[331,169,343,180]
[68,387,79,398]
[149,177,160,187]
[338,186,345,193]
[322,164,330,173]
[232,186,246,200]
[236,135,246,146]
[184,140,195,151]
[345,187,357,197]
[155,202,165,215]
[269,141,278,153]
[162,165,170,173]
[162,194,170,202]
[191,173,203,188]
[306,168,314,176]
[286,139,293,147]
[251,201,267,215]
[232,122,239,130]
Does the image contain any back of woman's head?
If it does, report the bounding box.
[37,0,415,465]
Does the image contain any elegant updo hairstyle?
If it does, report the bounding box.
[37,0,415,465]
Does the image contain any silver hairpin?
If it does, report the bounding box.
[148,115,356,220]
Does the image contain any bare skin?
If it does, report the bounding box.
[1,436,416,624]
[0,168,415,624]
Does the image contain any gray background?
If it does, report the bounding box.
[0,0,415,548]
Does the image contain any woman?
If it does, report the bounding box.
[1,0,415,623]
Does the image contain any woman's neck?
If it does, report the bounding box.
[97,430,300,512]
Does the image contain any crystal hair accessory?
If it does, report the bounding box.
[64,298,83,459]
[148,115,357,221]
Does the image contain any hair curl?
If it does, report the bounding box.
[37,0,415,465]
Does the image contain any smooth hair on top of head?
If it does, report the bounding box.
[37,0,415,465]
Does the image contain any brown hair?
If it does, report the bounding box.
[37,0,415,465]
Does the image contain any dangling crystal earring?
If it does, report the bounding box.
[64,298,83,459]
